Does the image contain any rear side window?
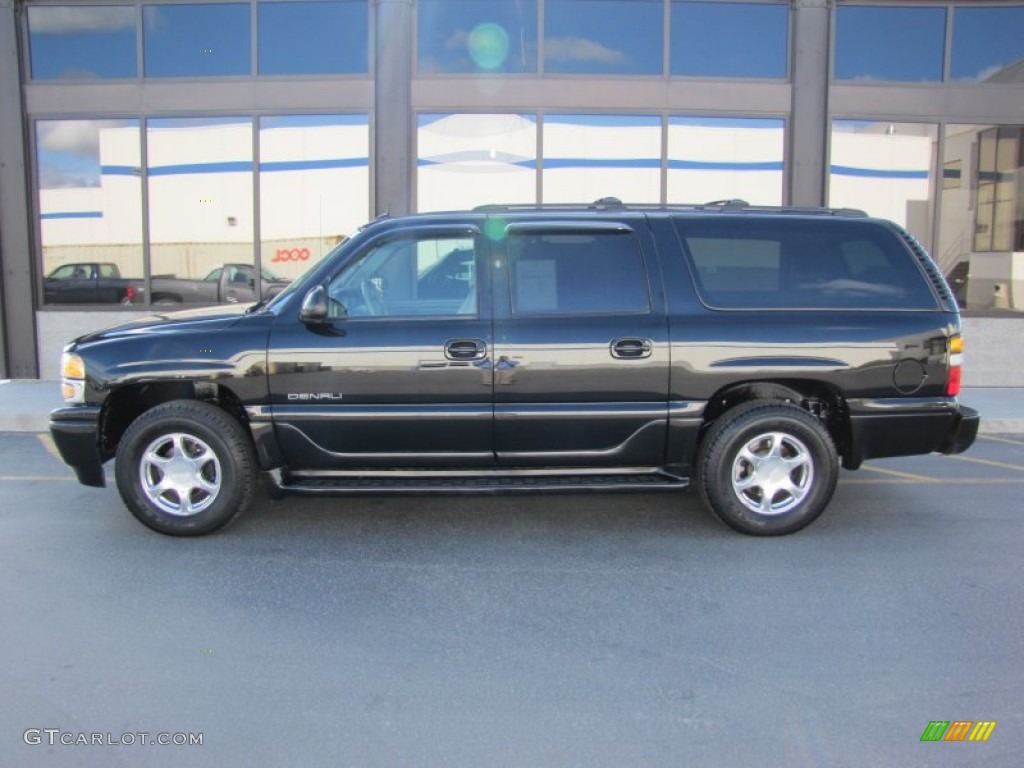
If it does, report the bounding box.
[676,217,938,310]
[507,230,650,316]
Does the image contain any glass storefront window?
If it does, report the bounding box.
[146,117,255,305]
[417,0,537,74]
[28,5,137,80]
[828,121,937,250]
[417,113,537,212]
[258,1,368,76]
[670,2,788,79]
[544,0,662,75]
[143,4,251,78]
[939,125,1024,311]
[542,115,661,204]
[36,120,143,305]
[951,6,1024,83]
[834,6,946,82]
[667,117,784,205]
[259,114,370,279]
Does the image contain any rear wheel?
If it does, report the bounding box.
[697,401,838,536]
[115,400,256,535]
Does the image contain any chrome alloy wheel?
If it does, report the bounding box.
[731,431,814,516]
[139,432,222,516]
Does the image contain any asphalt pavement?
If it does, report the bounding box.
[2,432,1023,766]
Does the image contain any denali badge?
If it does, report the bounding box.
[287,393,344,401]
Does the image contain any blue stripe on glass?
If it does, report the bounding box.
[101,165,140,176]
[259,158,369,172]
[104,158,370,177]
[41,211,103,220]
[668,160,783,171]
[148,161,253,176]
[830,165,928,180]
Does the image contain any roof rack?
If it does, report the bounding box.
[473,197,626,212]
[471,198,868,217]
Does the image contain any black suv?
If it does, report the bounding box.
[50,201,979,536]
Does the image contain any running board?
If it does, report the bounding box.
[270,469,689,496]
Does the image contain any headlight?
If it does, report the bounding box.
[60,352,85,403]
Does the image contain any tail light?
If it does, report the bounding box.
[125,285,136,302]
[947,335,964,396]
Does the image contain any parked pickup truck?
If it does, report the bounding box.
[43,262,138,305]
[131,264,291,306]
[50,201,979,537]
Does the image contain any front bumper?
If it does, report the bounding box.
[49,406,106,487]
[939,404,980,455]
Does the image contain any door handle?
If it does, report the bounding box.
[445,339,487,361]
[610,338,652,359]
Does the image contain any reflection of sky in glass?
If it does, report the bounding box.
[835,6,945,82]
[144,4,251,77]
[545,0,662,75]
[671,2,787,78]
[952,7,1024,82]
[258,1,368,75]
[37,120,139,189]
[418,0,537,73]
[28,6,137,79]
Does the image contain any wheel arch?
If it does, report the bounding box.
[701,379,853,467]
[99,381,248,461]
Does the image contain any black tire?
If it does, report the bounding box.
[115,400,256,536]
[697,400,838,536]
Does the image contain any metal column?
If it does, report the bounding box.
[373,0,413,217]
[788,0,831,207]
[0,0,37,377]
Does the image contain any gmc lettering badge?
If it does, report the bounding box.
[287,393,344,401]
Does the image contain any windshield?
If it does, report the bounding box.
[257,237,355,312]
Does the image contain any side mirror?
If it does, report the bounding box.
[299,285,329,324]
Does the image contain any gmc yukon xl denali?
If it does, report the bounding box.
[49,202,979,536]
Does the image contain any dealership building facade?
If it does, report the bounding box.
[1,0,1023,379]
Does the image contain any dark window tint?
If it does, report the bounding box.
[418,0,537,73]
[258,1,368,75]
[144,4,251,77]
[29,5,137,79]
[508,231,650,315]
[544,0,662,75]
[670,2,788,79]
[676,217,938,310]
[834,6,945,82]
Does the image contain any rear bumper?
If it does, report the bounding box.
[938,405,980,455]
[49,406,106,487]
[845,399,979,468]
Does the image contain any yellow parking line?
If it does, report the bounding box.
[977,434,1024,447]
[844,477,1024,485]
[944,454,1024,472]
[36,433,65,464]
[860,465,940,482]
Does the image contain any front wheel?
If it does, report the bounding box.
[697,401,838,536]
[115,400,256,535]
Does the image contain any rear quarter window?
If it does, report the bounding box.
[675,217,939,310]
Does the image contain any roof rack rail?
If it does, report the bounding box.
[704,198,750,207]
[469,201,868,217]
[473,197,627,212]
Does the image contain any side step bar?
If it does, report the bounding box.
[269,469,689,496]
